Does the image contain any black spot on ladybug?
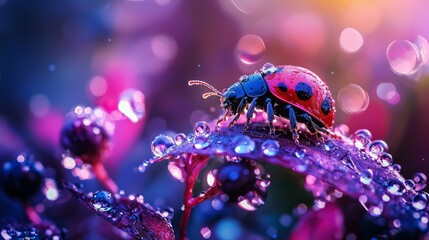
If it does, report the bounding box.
[295,82,313,101]
[321,96,332,115]
[277,83,288,92]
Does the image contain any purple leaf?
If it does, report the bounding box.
[150,113,429,238]
[63,181,175,240]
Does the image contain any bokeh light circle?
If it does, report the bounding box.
[338,84,370,114]
[339,28,364,53]
[377,83,400,105]
[88,76,108,97]
[387,40,420,75]
[235,34,265,65]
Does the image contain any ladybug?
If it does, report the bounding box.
[189,63,335,143]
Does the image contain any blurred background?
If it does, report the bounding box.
[1,0,429,239]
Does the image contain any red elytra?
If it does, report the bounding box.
[265,65,335,128]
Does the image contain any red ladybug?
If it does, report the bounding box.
[189,63,335,143]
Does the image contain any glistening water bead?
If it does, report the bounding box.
[367,140,388,160]
[261,139,280,157]
[360,169,373,185]
[92,190,114,212]
[193,136,210,149]
[413,172,427,191]
[193,121,210,137]
[151,134,175,157]
[175,133,187,145]
[261,63,277,74]
[353,129,372,150]
[412,192,428,210]
[232,135,255,154]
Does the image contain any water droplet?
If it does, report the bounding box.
[232,135,255,154]
[193,121,210,137]
[360,169,373,185]
[151,134,175,157]
[324,140,336,151]
[200,226,211,239]
[118,89,146,123]
[294,148,306,159]
[387,179,405,195]
[174,133,187,145]
[260,63,277,74]
[353,129,372,150]
[261,139,280,156]
[340,154,358,171]
[237,193,265,211]
[412,192,428,210]
[167,162,185,182]
[92,190,113,212]
[236,34,265,64]
[193,136,210,149]
[338,84,370,114]
[387,39,421,75]
[368,140,388,159]
[413,172,427,191]
[404,179,415,190]
[379,153,393,167]
[391,163,402,173]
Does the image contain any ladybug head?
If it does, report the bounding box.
[220,82,245,114]
[188,80,245,114]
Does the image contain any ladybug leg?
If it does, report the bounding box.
[297,113,317,134]
[286,105,299,144]
[244,97,258,130]
[229,97,248,127]
[266,98,275,135]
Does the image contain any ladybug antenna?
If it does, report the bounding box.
[188,80,222,97]
[202,92,219,99]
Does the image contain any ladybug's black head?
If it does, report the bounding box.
[221,82,245,114]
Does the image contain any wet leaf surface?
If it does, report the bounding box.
[151,114,429,238]
[63,181,175,240]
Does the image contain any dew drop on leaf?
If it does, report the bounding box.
[92,190,113,212]
[261,139,280,156]
[413,172,427,191]
[193,136,210,149]
[353,129,372,150]
[294,148,306,159]
[193,121,210,137]
[412,192,428,210]
[232,135,255,154]
[151,134,175,157]
[360,169,373,185]
[174,133,187,145]
[379,153,393,167]
[387,179,405,196]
